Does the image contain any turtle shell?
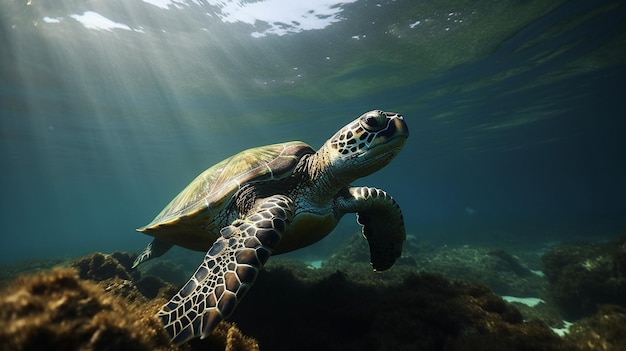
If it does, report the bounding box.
[139,141,314,247]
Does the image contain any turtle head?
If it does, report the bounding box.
[323,110,408,180]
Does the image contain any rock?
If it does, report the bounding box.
[0,265,260,351]
[541,238,626,319]
[418,245,544,296]
[0,268,171,351]
[72,252,133,282]
[189,322,260,351]
[565,304,626,351]
[135,275,169,299]
[110,251,139,273]
[230,266,577,351]
[143,260,188,286]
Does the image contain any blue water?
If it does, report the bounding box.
[1,0,625,265]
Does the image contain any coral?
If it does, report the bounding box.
[565,304,626,351]
[541,238,626,319]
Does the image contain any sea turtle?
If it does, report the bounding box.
[133,110,409,344]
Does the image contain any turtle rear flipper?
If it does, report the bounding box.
[132,239,173,269]
[157,195,295,344]
[347,186,406,271]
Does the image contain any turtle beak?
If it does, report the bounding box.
[386,112,409,139]
[363,113,408,161]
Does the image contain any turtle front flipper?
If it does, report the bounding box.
[157,195,295,344]
[132,238,173,269]
[344,186,406,271]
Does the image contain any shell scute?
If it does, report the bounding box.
[140,141,314,232]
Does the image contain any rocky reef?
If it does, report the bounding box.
[0,257,69,288]
[541,237,626,319]
[417,245,544,297]
[0,267,172,351]
[0,253,259,351]
[319,232,545,296]
[231,267,574,351]
[2,233,626,350]
[564,304,626,351]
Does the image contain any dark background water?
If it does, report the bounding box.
[1,0,625,264]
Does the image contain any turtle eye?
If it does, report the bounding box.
[360,110,387,132]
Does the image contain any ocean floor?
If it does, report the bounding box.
[1,231,625,351]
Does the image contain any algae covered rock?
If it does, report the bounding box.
[564,304,626,351]
[230,267,576,351]
[412,244,543,296]
[70,252,177,301]
[143,259,189,286]
[0,267,172,351]
[541,238,626,319]
[72,252,136,282]
[0,253,260,351]
[0,257,69,288]
[188,322,260,351]
[319,232,421,287]
[323,233,544,296]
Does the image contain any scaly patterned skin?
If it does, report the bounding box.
[342,187,405,271]
[158,195,294,344]
[140,110,408,345]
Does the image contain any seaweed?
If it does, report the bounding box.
[0,254,260,351]
[0,268,172,351]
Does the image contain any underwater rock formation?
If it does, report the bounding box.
[504,296,564,330]
[0,267,172,351]
[0,257,69,288]
[187,322,260,351]
[70,251,179,301]
[418,245,544,296]
[316,233,423,288]
[0,254,259,351]
[8,238,626,351]
[564,304,626,351]
[542,238,626,319]
[72,252,136,282]
[323,233,545,296]
[142,260,189,286]
[230,266,576,351]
